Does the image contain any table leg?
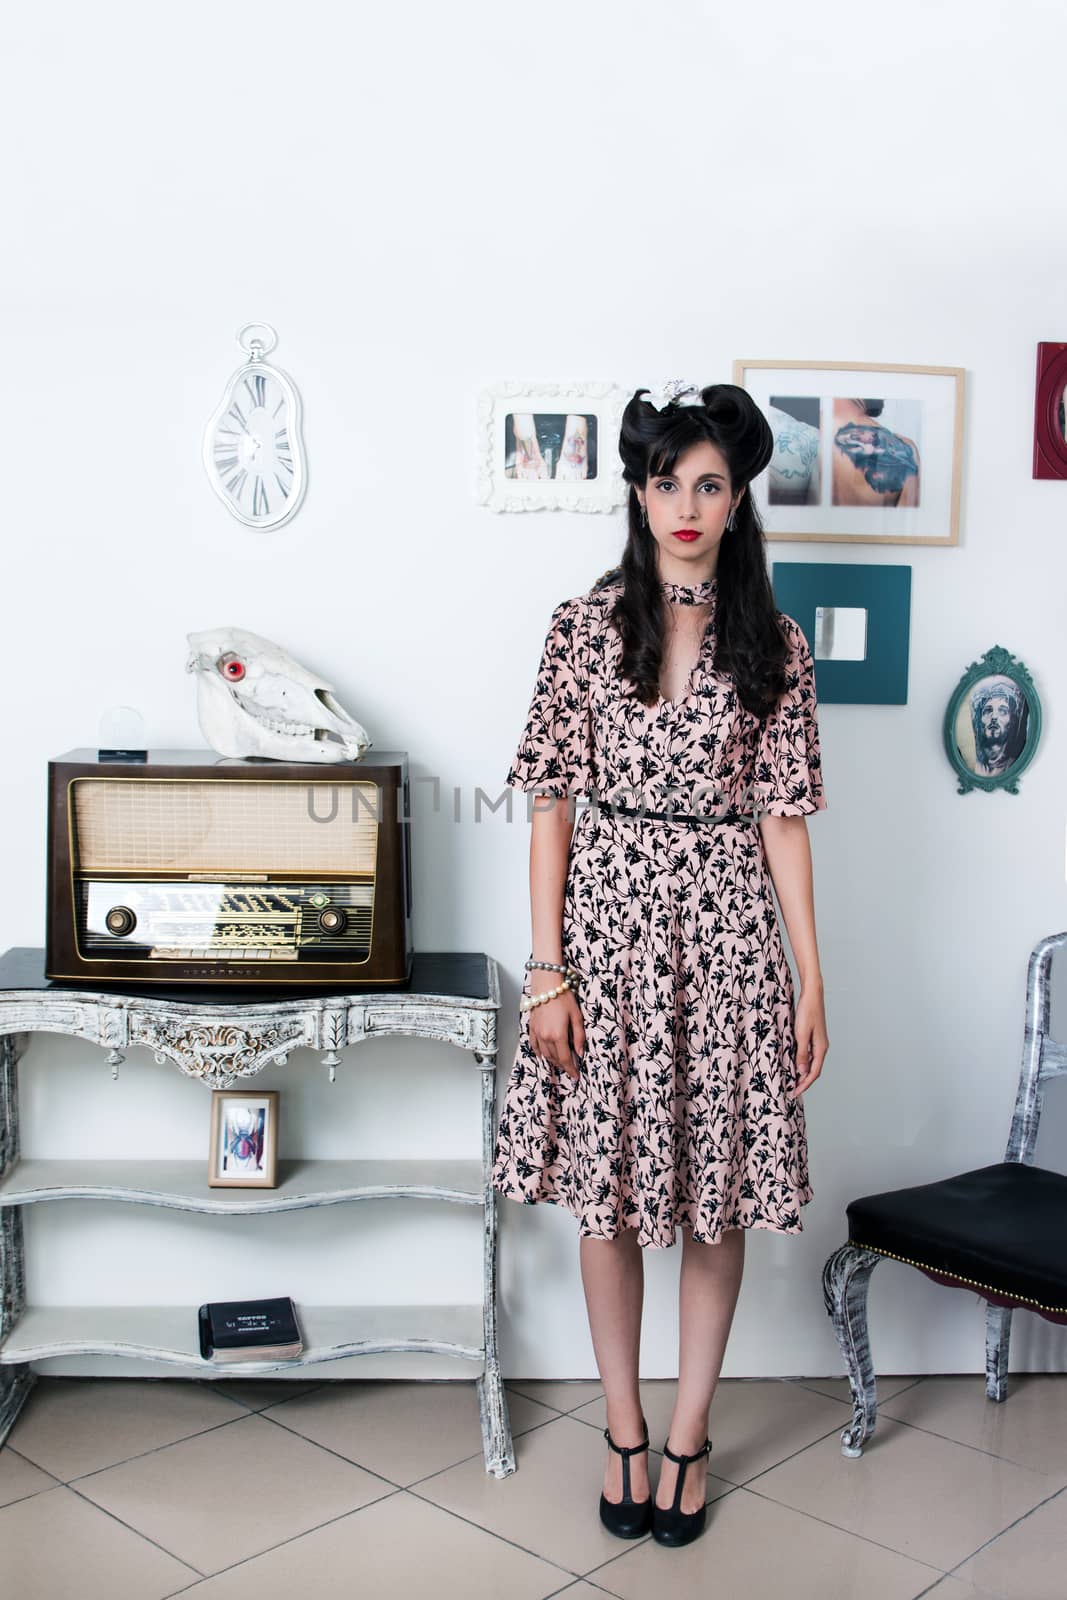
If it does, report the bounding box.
[476,1051,514,1478]
[0,1033,34,1447]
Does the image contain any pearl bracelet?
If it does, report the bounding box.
[519,974,574,1012]
[523,962,580,985]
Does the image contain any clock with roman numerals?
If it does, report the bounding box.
[202,323,307,529]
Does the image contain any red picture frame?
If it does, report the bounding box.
[1033,342,1067,479]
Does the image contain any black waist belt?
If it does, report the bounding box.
[590,798,755,827]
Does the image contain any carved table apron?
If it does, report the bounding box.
[0,947,514,1478]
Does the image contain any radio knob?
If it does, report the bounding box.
[317,907,347,936]
[105,905,137,937]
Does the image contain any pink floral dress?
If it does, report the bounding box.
[491,570,828,1250]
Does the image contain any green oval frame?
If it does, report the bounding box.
[942,645,1042,796]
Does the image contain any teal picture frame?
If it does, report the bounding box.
[942,645,1042,796]
[770,561,912,704]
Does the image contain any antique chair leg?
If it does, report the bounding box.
[985,1303,1013,1402]
[822,1242,885,1457]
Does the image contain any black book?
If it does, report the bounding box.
[198,1296,303,1363]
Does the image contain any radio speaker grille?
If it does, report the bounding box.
[72,779,379,874]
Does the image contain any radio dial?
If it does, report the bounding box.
[105,905,137,937]
[317,907,347,936]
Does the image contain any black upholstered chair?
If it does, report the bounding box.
[822,928,1067,1456]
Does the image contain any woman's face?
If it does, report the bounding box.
[636,439,742,573]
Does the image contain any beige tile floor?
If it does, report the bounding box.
[1,1371,1065,1599]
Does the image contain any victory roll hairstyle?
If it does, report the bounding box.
[602,383,789,718]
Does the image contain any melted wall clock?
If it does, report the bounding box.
[203,322,308,529]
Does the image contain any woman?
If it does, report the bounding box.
[492,381,829,1549]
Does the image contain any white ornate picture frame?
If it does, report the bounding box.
[476,381,628,512]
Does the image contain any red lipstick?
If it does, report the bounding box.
[671,530,701,541]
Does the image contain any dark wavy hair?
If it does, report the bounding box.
[601,383,789,718]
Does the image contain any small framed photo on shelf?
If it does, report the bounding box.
[208,1090,279,1188]
[476,381,629,512]
[733,359,964,545]
[1032,342,1067,479]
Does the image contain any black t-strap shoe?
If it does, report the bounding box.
[651,1435,712,1547]
[599,1417,652,1539]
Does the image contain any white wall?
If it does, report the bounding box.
[3,0,1066,1381]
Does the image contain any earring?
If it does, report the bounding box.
[725,510,735,532]
[640,504,648,526]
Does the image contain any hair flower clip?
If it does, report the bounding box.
[637,379,704,411]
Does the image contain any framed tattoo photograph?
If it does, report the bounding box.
[733,360,965,545]
[943,646,1042,796]
[208,1090,279,1188]
[1032,342,1067,479]
[476,381,629,512]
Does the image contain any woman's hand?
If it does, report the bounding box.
[791,980,828,1099]
[529,987,586,1082]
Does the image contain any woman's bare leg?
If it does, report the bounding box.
[656,1224,745,1514]
[579,1229,650,1504]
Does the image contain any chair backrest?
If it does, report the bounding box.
[1004,929,1067,1165]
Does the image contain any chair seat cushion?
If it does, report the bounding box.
[847,1162,1067,1316]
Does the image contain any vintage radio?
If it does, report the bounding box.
[46,749,413,987]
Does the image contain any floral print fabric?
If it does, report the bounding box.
[491,572,827,1249]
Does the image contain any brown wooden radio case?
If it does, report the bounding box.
[46,749,413,987]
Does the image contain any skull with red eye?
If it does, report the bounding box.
[217,653,246,683]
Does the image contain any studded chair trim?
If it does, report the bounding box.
[848,1238,1067,1318]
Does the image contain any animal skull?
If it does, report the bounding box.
[186,627,372,763]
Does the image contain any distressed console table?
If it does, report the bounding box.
[0,946,514,1478]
